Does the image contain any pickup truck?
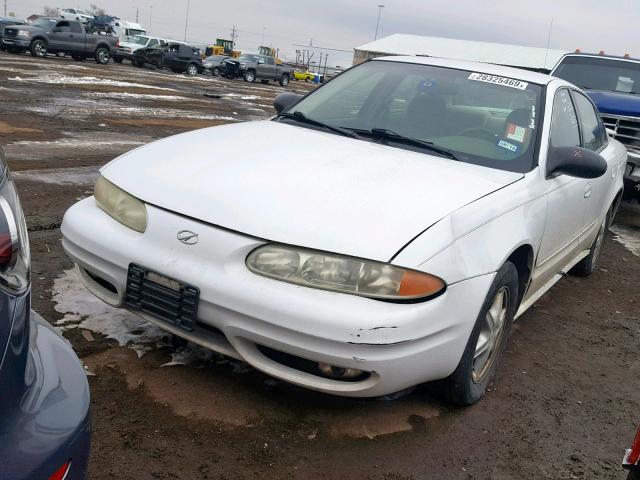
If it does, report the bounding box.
[222,53,293,86]
[1,17,117,64]
[552,53,640,196]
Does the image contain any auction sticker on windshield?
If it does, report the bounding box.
[468,73,528,90]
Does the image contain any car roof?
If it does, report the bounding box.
[374,55,554,85]
[556,52,640,64]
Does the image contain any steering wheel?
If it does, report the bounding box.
[459,127,498,143]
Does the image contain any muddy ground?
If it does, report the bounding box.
[1,51,639,480]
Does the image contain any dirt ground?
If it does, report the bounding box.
[1,51,639,480]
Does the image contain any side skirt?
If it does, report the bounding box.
[515,249,590,320]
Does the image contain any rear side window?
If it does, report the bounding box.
[572,91,606,151]
[550,89,580,148]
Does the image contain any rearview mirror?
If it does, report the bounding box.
[546,146,607,179]
[273,92,303,114]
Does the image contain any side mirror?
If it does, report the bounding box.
[546,146,607,179]
[273,92,303,114]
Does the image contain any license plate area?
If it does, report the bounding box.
[125,263,199,332]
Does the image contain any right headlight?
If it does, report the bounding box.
[246,244,446,302]
[94,175,147,233]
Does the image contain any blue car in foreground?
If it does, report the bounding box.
[0,148,91,479]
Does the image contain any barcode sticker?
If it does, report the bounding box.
[468,73,529,90]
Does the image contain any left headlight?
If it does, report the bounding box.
[246,244,446,302]
[16,30,31,37]
[94,175,147,233]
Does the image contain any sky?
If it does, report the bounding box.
[5,0,639,68]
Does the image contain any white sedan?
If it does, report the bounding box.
[61,57,626,405]
[59,8,94,23]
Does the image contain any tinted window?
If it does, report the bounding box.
[147,38,158,47]
[550,89,580,148]
[573,91,605,151]
[70,22,82,33]
[267,57,275,65]
[55,21,71,32]
[553,56,640,94]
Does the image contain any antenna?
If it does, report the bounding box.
[544,18,553,69]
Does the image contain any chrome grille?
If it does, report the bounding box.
[3,28,17,37]
[602,114,640,151]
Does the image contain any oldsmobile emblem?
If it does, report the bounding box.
[177,230,199,245]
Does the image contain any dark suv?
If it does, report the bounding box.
[0,148,91,479]
[133,42,203,75]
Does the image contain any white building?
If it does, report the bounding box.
[353,34,569,72]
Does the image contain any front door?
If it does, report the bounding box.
[531,88,588,291]
[49,21,74,50]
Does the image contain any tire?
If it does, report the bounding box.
[243,69,256,82]
[30,39,47,58]
[134,59,144,68]
[279,74,290,87]
[185,63,198,76]
[213,67,219,76]
[94,46,110,64]
[305,76,310,82]
[436,261,519,406]
[570,210,610,277]
[113,56,123,63]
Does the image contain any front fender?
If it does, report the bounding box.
[394,179,547,284]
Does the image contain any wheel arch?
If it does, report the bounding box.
[505,244,534,307]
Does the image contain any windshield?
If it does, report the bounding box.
[281,60,543,173]
[129,35,149,45]
[127,28,145,37]
[553,56,640,94]
[32,18,57,29]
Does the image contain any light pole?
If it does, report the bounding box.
[149,5,153,33]
[261,27,266,46]
[183,0,190,42]
[374,4,384,40]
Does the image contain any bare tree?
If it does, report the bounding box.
[42,5,58,16]
[88,4,106,15]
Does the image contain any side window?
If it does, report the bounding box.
[267,57,275,65]
[70,22,82,33]
[148,39,158,47]
[56,21,71,32]
[573,91,605,151]
[550,89,580,148]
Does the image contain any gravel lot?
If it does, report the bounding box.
[1,51,639,480]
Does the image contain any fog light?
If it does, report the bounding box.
[318,362,364,379]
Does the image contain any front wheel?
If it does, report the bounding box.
[30,39,47,57]
[185,63,198,76]
[95,47,110,64]
[436,261,519,406]
[243,69,256,82]
[279,74,290,87]
[212,67,219,76]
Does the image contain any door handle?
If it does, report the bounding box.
[584,182,592,198]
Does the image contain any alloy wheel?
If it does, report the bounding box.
[473,286,510,383]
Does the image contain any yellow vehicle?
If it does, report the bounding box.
[204,45,225,57]
[294,70,316,82]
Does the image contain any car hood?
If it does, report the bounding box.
[118,41,145,50]
[586,90,640,117]
[102,121,523,262]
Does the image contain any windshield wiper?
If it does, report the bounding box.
[350,128,460,161]
[277,111,358,138]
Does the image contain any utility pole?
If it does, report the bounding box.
[135,7,139,23]
[261,26,266,46]
[374,4,384,40]
[149,5,153,33]
[230,25,237,48]
[3,0,6,17]
[183,0,190,42]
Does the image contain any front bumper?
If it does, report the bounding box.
[113,49,134,61]
[62,197,493,397]
[1,38,31,48]
[624,150,640,189]
[0,306,91,480]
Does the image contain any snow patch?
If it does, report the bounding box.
[52,268,215,364]
[12,166,100,186]
[85,92,190,101]
[611,224,640,257]
[9,73,177,91]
